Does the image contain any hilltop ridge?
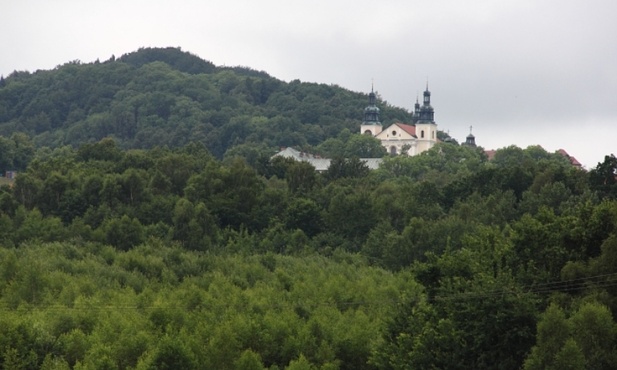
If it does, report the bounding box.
[0,47,413,158]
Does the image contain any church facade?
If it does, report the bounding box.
[360,85,438,156]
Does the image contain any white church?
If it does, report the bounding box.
[273,84,450,170]
[361,85,438,156]
[274,85,586,170]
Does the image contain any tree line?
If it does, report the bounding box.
[0,136,616,368]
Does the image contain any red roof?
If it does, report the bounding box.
[557,149,582,167]
[397,123,417,137]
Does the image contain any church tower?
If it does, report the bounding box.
[412,96,421,124]
[360,85,382,136]
[415,83,438,153]
[463,126,477,147]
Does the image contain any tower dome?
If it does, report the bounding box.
[417,84,435,123]
[363,86,381,125]
[463,126,477,147]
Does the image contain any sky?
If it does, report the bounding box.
[2,0,616,168]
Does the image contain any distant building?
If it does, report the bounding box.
[462,126,477,147]
[4,171,17,179]
[485,150,496,161]
[360,84,438,156]
[275,83,585,172]
[556,149,582,168]
[272,147,382,172]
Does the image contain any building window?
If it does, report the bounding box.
[364,130,372,135]
[390,146,397,155]
[421,130,425,138]
[432,131,435,139]
[392,130,397,136]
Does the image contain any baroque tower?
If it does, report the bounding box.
[360,85,382,136]
[412,96,421,124]
[414,83,438,153]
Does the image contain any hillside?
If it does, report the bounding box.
[0,47,412,159]
[1,47,617,369]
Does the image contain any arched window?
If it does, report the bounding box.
[421,130,425,138]
[390,146,397,155]
[364,130,372,135]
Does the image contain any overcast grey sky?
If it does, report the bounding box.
[2,0,616,167]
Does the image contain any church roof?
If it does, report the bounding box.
[375,122,418,140]
[397,123,417,137]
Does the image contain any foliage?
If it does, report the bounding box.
[0,242,410,369]
[0,139,612,368]
[523,302,617,370]
[1,47,617,368]
[589,154,617,199]
[0,47,410,159]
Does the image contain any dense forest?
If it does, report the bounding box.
[1,47,617,369]
[0,46,413,164]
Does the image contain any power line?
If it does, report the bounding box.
[433,272,617,302]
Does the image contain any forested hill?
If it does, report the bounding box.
[0,46,412,159]
[3,47,617,369]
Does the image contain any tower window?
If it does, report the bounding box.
[432,131,435,139]
[421,130,425,138]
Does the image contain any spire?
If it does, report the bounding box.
[363,83,380,125]
[422,82,431,106]
[412,93,421,124]
[368,79,377,105]
[418,83,434,123]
